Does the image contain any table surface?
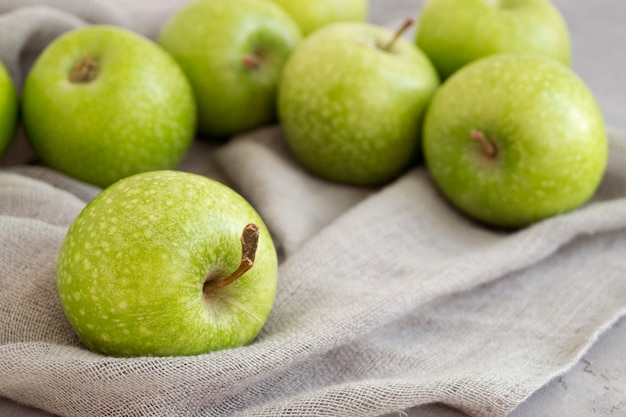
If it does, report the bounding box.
[1,1,625,416]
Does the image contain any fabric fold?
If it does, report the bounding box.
[0,130,625,417]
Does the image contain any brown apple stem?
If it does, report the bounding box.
[471,129,498,159]
[381,18,415,52]
[242,53,262,70]
[204,223,260,292]
[69,57,99,83]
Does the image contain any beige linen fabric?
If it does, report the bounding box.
[1,2,625,417]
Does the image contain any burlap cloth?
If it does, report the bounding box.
[1,1,625,416]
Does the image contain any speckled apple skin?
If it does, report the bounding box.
[415,0,571,80]
[157,0,301,138]
[278,22,440,186]
[268,0,367,36]
[422,54,607,228]
[22,26,196,188]
[57,171,278,357]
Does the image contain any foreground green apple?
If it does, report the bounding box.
[57,170,278,357]
[415,0,571,79]
[268,0,368,36]
[278,21,440,186]
[22,25,196,188]
[0,60,18,158]
[422,54,607,228]
[158,0,301,138]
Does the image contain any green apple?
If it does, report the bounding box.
[57,170,278,357]
[422,54,607,228]
[267,0,368,36]
[415,0,571,79]
[0,60,18,158]
[22,25,196,188]
[278,21,440,186]
[157,0,301,138]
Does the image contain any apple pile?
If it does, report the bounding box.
[275,0,606,228]
[0,0,609,357]
[32,0,370,358]
[414,0,606,228]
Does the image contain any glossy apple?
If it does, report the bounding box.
[415,0,571,79]
[22,25,196,188]
[278,21,440,186]
[268,0,368,36]
[158,0,301,138]
[0,60,18,158]
[422,54,607,228]
[57,170,278,357]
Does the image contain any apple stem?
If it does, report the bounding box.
[242,53,262,70]
[381,18,415,52]
[69,57,99,83]
[471,129,498,159]
[204,224,260,292]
